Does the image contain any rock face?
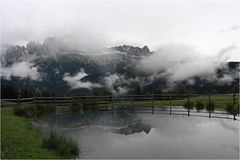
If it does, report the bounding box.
[113,122,151,135]
[112,45,151,56]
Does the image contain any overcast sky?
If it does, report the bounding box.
[1,0,240,60]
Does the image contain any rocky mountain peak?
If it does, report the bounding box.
[112,45,151,56]
[142,45,150,53]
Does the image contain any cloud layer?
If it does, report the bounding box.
[1,61,41,81]
[137,44,233,83]
[63,69,102,89]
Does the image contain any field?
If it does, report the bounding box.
[1,94,239,109]
[103,94,240,109]
[1,107,59,159]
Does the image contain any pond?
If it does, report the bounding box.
[34,107,239,159]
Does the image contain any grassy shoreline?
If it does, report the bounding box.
[1,107,59,159]
[105,95,239,108]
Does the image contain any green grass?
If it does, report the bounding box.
[42,130,80,158]
[1,100,18,108]
[106,94,239,109]
[1,107,59,159]
[13,104,56,118]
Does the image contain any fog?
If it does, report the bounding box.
[1,0,239,93]
[63,69,102,89]
[1,0,240,60]
[0,61,41,81]
[137,44,228,83]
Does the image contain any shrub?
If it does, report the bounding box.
[195,101,204,111]
[70,102,83,112]
[205,101,215,112]
[40,104,55,112]
[36,104,56,116]
[42,130,79,158]
[226,103,233,113]
[226,103,239,116]
[82,101,98,112]
[14,106,25,116]
[71,99,81,107]
[14,105,34,117]
[36,104,45,113]
[14,104,56,118]
[183,101,194,110]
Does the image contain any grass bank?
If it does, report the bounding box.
[106,95,239,109]
[42,130,79,158]
[1,107,58,159]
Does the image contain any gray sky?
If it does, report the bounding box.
[1,0,240,60]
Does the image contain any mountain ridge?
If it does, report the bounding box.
[1,40,239,97]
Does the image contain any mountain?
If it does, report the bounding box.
[1,39,239,98]
[111,45,151,56]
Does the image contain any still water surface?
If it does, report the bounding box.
[34,108,239,159]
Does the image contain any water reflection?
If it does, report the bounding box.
[113,122,151,135]
[34,109,239,159]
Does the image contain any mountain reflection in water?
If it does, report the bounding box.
[113,122,151,135]
[34,109,239,159]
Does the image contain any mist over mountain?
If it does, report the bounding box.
[1,36,239,98]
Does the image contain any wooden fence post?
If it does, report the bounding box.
[233,94,236,105]
[152,94,154,103]
[54,96,56,107]
[111,95,113,107]
[238,94,240,116]
[33,96,36,104]
[17,88,21,105]
[170,95,172,115]
[34,96,36,117]
[208,94,211,118]
[187,95,190,116]
[88,96,90,108]
[72,96,74,107]
[170,95,172,105]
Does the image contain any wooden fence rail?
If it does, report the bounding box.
[1,94,239,121]
[1,94,239,118]
[1,93,239,104]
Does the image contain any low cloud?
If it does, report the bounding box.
[219,24,240,33]
[218,74,234,85]
[42,34,108,54]
[63,69,102,89]
[0,61,41,81]
[102,73,153,95]
[136,44,236,88]
[103,73,129,95]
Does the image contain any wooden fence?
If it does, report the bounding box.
[1,93,239,106]
[1,94,239,121]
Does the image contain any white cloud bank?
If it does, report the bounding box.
[63,69,102,89]
[1,61,41,81]
[2,0,240,61]
[103,73,129,95]
[137,44,235,83]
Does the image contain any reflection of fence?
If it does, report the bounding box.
[51,105,239,121]
[108,106,239,121]
[2,94,239,120]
